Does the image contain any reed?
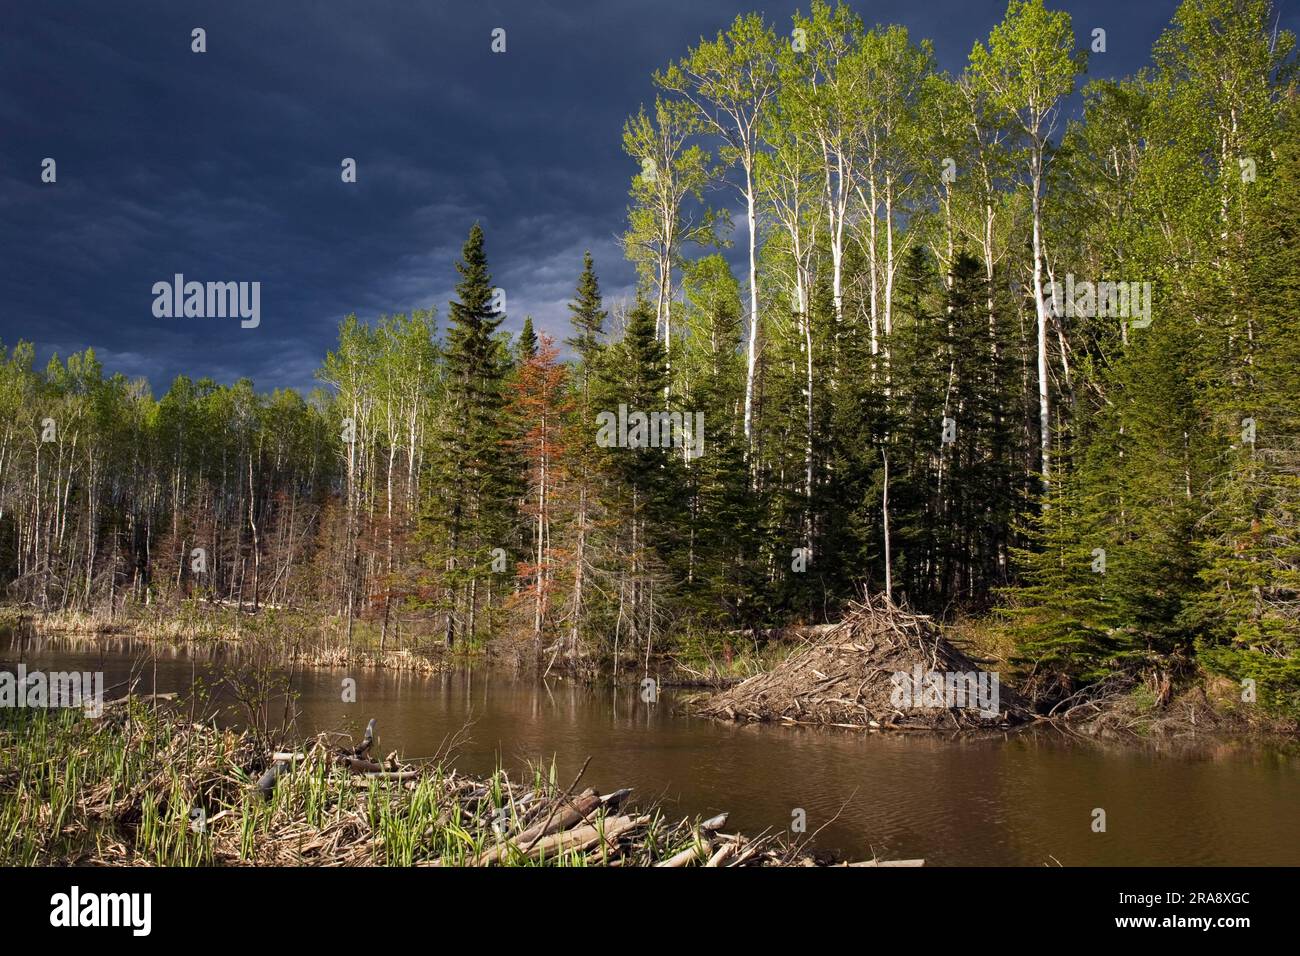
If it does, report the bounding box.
[0,702,894,867]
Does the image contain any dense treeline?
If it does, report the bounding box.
[1,0,1296,714]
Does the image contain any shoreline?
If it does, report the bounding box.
[3,606,1295,750]
[0,704,903,867]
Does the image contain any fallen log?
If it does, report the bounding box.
[519,789,602,841]
[705,842,736,867]
[600,787,634,809]
[656,840,711,867]
[846,858,925,867]
[336,755,384,774]
[475,789,604,865]
[514,814,646,863]
[256,760,291,798]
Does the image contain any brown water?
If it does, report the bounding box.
[5,632,1298,866]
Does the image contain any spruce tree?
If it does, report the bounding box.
[558,253,611,663]
[436,223,513,646]
[677,255,758,637]
[516,315,538,363]
[592,299,681,651]
[567,251,608,387]
[1190,94,1300,716]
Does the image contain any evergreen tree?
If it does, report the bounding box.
[516,316,538,363]
[1191,92,1300,716]
[566,251,609,390]
[560,253,611,662]
[592,299,682,656]
[435,223,514,647]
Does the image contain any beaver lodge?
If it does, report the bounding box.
[694,595,1029,731]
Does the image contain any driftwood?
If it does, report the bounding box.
[255,760,290,798]
[258,719,383,798]
[473,789,604,864]
[497,814,647,864]
[351,718,376,759]
[336,755,384,774]
[656,841,710,867]
[601,788,634,808]
[846,858,926,867]
[517,789,602,842]
[705,842,736,867]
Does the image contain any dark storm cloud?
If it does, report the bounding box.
[2,0,1291,392]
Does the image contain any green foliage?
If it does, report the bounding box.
[4,1,1297,723]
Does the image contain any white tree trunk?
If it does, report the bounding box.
[1031,158,1051,489]
[742,167,760,446]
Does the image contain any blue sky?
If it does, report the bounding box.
[3,0,1294,392]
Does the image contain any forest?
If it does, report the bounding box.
[1,0,1297,717]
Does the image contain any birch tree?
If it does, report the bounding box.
[969,0,1084,489]
[622,97,714,389]
[658,12,779,446]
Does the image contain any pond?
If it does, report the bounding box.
[4,631,1297,866]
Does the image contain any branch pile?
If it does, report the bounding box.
[694,594,1029,730]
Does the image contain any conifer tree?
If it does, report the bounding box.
[592,300,681,657]
[435,223,513,647]
[561,253,610,662]
[516,316,538,363]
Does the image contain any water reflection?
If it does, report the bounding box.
[3,631,1297,866]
